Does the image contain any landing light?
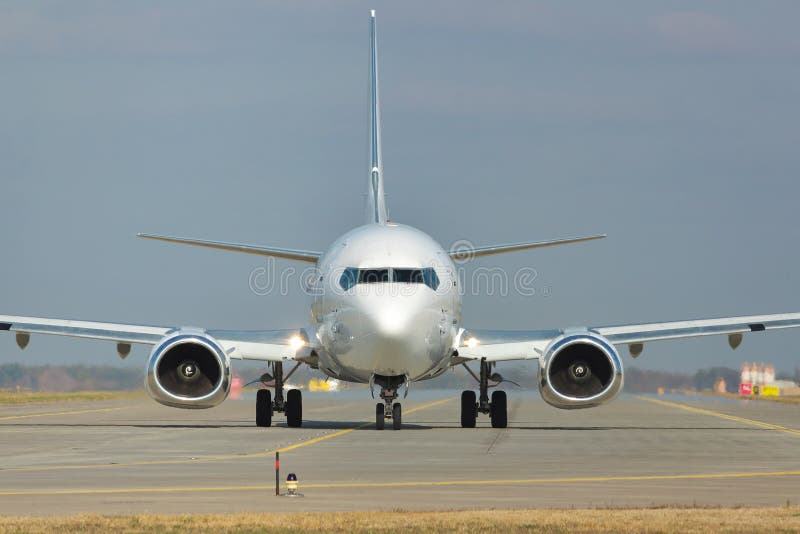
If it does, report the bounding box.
[289,336,305,351]
[465,337,479,349]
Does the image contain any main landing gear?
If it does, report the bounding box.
[255,361,303,428]
[460,358,508,428]
[373,375,404,430]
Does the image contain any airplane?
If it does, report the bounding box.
[3,10,800,431]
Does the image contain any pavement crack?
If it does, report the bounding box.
[486,431,503,454]
[486,397,521,453]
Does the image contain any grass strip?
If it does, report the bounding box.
[0,507,798,533]
[693,391,800,405]
[0,390,142,405]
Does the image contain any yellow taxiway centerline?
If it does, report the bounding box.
[0,397,453,473]
[640,397,800,437]
[0,470,798,496]
[278,396,452,453]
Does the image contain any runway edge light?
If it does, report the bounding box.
[285,473,302,497]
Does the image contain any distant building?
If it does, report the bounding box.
[740,362,776,386]
[740,363,751,384]
[774,379,799,395]
[740,362,793,396]
[713,377,727,394]
[765,365,776,384]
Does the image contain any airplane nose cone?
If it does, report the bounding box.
[369,304,415,338]
[322,287,452,380]
[353,294,443,375]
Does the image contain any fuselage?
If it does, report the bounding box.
[311,223,461,383]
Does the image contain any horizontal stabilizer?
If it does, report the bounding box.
[449,234,606,260]
[137,233,321,263]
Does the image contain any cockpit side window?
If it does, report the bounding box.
[422,268,440,291]
[339,267,359,290]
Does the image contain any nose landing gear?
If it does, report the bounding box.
[372,374,405,430]
[460,358,509,428]
[375,387,402,430]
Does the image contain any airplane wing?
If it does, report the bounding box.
[207,328,311,361]
[0,315,309,362]
[457,312,800,362]
[137,233,321,263]
[449,234,606,261]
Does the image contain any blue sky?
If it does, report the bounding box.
[2,1,800,373]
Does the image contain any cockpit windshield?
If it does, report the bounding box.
[358,269,390,284]
[339,267,440,291]
[392,269,425,284]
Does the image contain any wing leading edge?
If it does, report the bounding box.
[137,233,321,263]
[458,312,800,362]
[449,234,606,261]
[0,315,310,362]
[594,313,800,345]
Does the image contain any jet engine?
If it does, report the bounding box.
[145,328,230,409]
[538,332,623,409]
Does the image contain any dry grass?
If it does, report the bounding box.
[0,508,799,534]
[695,391,800,405]
[0,390,142,405]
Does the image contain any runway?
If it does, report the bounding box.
[0,391,798,515]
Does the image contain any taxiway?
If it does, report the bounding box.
[0,391,797,515]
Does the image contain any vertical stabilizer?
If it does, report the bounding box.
[366,10,388,224]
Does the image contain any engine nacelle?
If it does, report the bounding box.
[145,328,230,409]
[538,332,623,409]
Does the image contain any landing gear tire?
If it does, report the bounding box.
[256,389,272,427]
[286,389,302,428]
[461,390,477,428]
[392,403,402,430]
[375,402,385,430]
[490,390,507,428]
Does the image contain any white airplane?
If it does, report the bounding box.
[3,11,800,430]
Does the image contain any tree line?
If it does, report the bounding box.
[1,363,797,393]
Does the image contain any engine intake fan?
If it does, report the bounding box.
[145,329,230,409]
[539,332,623,409]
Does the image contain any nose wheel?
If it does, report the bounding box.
[375,384,402,430]
[392,402,402,430]
[375,402,385,430]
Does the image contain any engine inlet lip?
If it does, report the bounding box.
[149,334,227,403]
[543,333,622,405]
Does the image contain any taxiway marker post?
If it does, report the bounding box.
[275,452,280,496]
